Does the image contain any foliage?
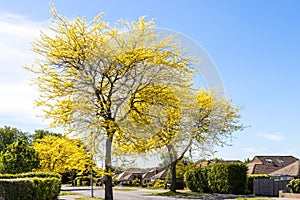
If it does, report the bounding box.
[0,177,61,200]
[132,178,141,187]
[0,139,40,174]
[163,89,244,192]
[33,135,91,175]
[0,126,29,152]
[0,171,61,179]
[184,167,210,193]
[74,176,96,186]
[185,163,248,194]
[287,179,300,193]
[26,6,195,199]
[32,129,62,141]
[153,179,166,188]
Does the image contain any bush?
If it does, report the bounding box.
[75,176,93,186]
[0,171,61,179]
[0,177,61,200]
[153,179,165,188]
[287,179,300,193]
[184,167,209,192]
[184,163,247,194]
[132,178,141,187]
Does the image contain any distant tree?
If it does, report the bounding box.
[0,139,40,174]
[33,129,62,141]
[0,126,29,152]
[244,158,251,164]
[163,89,244,192]
[34,135,93,184]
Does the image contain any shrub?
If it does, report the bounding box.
[132,178,141,187]
[153,179,165,188]
[75,176,91,186]
[0,177,61,200]
[287,179,300,193]
[184,167,209,192]
[184,163,247,194]
[0,171,61,179]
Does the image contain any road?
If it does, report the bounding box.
[60,186,192,200]
[59,186,295,200]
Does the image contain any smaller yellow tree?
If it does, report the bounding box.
[34,135,92,183]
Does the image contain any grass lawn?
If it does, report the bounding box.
[151,190,208,198]
[60,191,82,196]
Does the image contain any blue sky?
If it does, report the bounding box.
[0,0,300,165]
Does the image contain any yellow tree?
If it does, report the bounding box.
[26,7,194,200]
[161,89,243,192]
[33,135,91,184]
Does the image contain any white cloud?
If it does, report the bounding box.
[260,134,285,141]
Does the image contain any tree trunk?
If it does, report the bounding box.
[170,160,178,192]
[103,138,113,200]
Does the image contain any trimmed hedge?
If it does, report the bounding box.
[184,167,210,193]
[0,177,61,200]
[184,163,247,194]
[0,172,61,179]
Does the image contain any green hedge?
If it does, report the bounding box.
[184,163,247,194]
[184,167,210,193]
[287,179,300,193]
[0,177,61,200]
[0,172,61,179]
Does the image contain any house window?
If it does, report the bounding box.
[277,158,284,164]
[265,158,273,163]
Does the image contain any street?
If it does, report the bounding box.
[59,186,297,200]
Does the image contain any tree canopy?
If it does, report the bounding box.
[0,139,40,174]
[26,7,195,200]
[33,135,91,175]
[0,126,29,152]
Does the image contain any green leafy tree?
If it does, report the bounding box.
[0,126,29,152]
[32,129,62,141]
[0,139,40,174]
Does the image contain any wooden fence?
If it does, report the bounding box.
[253,178,290,196]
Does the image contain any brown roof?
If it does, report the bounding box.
[152,168,168,180]
[142,166,168,180]
[115,171,144,181]
[247,155,299,174]
[269,160,300,177]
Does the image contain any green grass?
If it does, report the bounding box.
[60,191,82,196]
[151,190,208,198]
[113,186,139,191]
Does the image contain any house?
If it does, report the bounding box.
[115,170,144,183]
[269,160,300,178]
[142,166,168,184]
[247,155,299,174]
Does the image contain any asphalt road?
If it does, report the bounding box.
[59,186,296,200]
[60,186,190,200]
